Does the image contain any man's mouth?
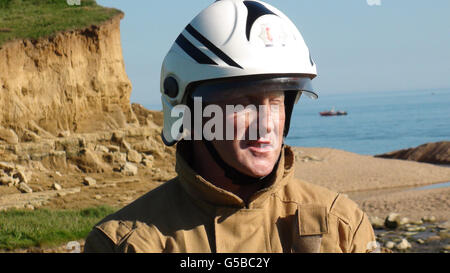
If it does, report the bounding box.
[246,139,274,153]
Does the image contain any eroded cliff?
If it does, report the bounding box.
[0,13,138,140]
[0,12,176,212]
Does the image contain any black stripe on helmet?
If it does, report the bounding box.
[175,34,218,65]
[185,24,243,69]
[243,1,277,41]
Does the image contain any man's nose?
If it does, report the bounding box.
[257,100,276,138]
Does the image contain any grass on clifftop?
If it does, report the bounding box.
[0,205,117,250]
[0,0,121,46]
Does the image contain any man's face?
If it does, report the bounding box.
[211,91,285,178]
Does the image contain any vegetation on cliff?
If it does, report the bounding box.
[0,0,121,46]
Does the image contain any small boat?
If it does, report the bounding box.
[319,110,336,116]
[319,107,347,116]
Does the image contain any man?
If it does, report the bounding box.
[84,0,377,253]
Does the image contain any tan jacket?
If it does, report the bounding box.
[84,145,377,253]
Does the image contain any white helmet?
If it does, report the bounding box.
[160,0,317,146]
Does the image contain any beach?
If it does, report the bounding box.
[1,140,449,253]
[293,147,450,222]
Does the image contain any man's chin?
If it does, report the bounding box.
[240,161,276,178]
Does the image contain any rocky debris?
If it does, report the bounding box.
[107,145,120,153]
[82,176,96,186]
[405,226,426,232]
[142,154,154,167]
[120,162,138,176]
[403,231,418,237]
[0,175,15,186]
[437,230,448,239]
[375,141,450,165]
[0,161,16,172]
[427,235,441,242]
[22,129,41,142]
[369,216,385,229]
[58,131,70,138]
[18,182,33,193]
[385,213,401,229]
[385,241,395,249]
[416,239,425,244]
[94,144,109,153]
[118,195,133,202]
[422,215,436,223]
[69,148,112,173]
[127,149,142,164]
[0,239,87,253]
[0,107,176,211]
[0,127,19,144]
[120,139,132,152]
[438,220,450,230]
[399,217,409,226]
[91,182,117,189]
[13,169,29,184]
[39,150,67,170]
[395,239,412,250]
[132,138,167,160]
[0,124,174,175]
[54,137,85,158]
[103,151,127,166]
[111,131,125,143]
[0,162,35,193]
[131,103,164,128]
[374,212,450,253]
[0,187,81,211]
[57,192,67,197]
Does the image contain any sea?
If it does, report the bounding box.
[143,88,450,156]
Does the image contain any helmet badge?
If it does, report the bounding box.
[258,24,287,47]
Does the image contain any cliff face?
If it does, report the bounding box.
[0,13,137,140]
[0,14,176,212]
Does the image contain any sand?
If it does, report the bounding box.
[293,147,450,221]
[351,187,450,222]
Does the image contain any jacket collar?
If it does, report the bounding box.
[175,142,295,210]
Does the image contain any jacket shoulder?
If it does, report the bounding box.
[285,178,364,227]
[283,178,339,208]
[283,179,375,252]
[85,177,183,252]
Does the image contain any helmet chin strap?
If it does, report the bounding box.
[202,139,283,186]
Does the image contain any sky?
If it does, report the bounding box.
[97,0,450,109]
